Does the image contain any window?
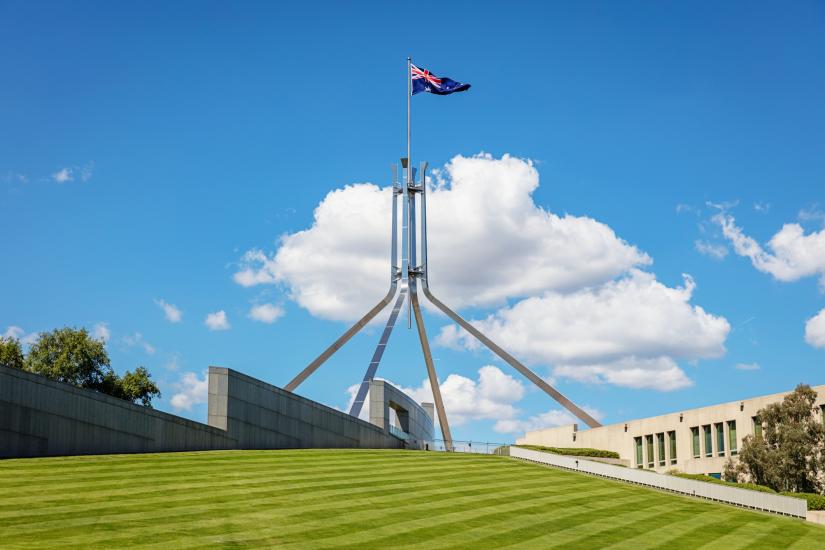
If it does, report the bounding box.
[635,437,643,468]
[668,431,677,464]
[703,425,712,457]
[657,433,665,466]
[691,427,700,458]
[821,405,825,424]
[753,416,762,439]
[728,420,737,455]
[646,435,654,468]
[715,423,725,456]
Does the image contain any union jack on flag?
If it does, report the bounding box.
[411,63,471,96]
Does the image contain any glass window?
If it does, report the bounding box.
[728,420,737,455]
[635,436,643,467]
[703,425,712,457]
[657,433,665,466]
[668,431,677,464]
[715,422,725,456]
[691,427,700,458]
[753,416,762,439]
[646,435,654,467]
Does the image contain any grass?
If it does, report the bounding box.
[514,444,621,459]
[0,449,823,549]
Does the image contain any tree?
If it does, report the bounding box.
[23,327,160,407]
[725,384,825,493]
[0,336,25,370]
[25,327,111,389]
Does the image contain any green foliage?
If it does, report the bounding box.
[732,384,825,494]
[0,336,25,370]
[515,445,620,459]
[781,492,825,511]
[671,472,777,494]
[20,327,159,407]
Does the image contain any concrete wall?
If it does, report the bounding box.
[367,379,433,449]
[0,365,235,458]
[511,446,808,518]
[517,384,825,476]
[1,364,406,458]
[208,367,404,450]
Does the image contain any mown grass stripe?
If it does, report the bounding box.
[0,449,822,549]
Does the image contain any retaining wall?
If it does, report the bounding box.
[510,446,807,518]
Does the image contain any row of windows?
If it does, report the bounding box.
[634,431,677,468]
[689,420,738,459]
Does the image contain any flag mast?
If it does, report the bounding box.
[406,56,413,329]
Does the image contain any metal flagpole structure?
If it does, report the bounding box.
[286,57,601,447]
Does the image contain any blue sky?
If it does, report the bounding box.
[2,1,824,443]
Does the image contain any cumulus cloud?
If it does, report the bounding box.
[248,303,285,324]
[695,240,728,260]
[3,326,25,340]
[92,322,110,342]
[437,270,729,391]
[170,371,208,411]
[204,310,230,331]
[233,153,649,321]
[715,213,825,288]
[154,299,183,323]
[345,366,526,427]
[122,332,155,355]
[805,309,825,349]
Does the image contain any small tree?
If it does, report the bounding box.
[726,384,825,493]
[0,336,25,370]
[23,327,160,407]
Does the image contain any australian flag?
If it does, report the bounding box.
[411,64,471,96]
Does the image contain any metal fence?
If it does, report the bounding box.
[426,439,509,455]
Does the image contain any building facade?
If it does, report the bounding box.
[517,385,825,476]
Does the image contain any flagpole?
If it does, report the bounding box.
[407,56,412,329]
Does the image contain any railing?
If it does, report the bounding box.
[510,446,807,518]
[388,424,409,440]
[426,439,509,455]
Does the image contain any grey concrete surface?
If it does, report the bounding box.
[1,364,407,458]
[0,365,235,458]
[367,379,434,449]
[208,367,404,450]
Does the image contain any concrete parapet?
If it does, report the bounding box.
[367,379,434,449]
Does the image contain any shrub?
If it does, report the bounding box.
[781,492,825,511]
[515,445,620,459]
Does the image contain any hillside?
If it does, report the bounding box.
[0,449,822,548]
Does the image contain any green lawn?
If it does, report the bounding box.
[0,449,822,548]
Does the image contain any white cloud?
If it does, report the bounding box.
[805,308,825,349]
[799,205,825,225]
[715,213,825,288]
[92,322,110,342]
[248,303,285,324]
[495,409,583,434]
[154,299,183,323]
[345,366,527,428]
[170,371,208,411]
[79,161,94,182]
[233,153,650,321]
[51,167,73,183]
[122,332,156,355]
[437,270,729,392]
[204,310,230,331]
[3,326,38,345]
[695,240,728,260]
[754,202,771,213]
[734,362,760,371]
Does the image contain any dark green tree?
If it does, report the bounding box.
[725,384,824,493]
[24,327,160,407]
[0,336,25,370]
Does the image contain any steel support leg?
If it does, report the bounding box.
[421,284,602,429]
[410,285,453,449]
[349,287,408,418]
